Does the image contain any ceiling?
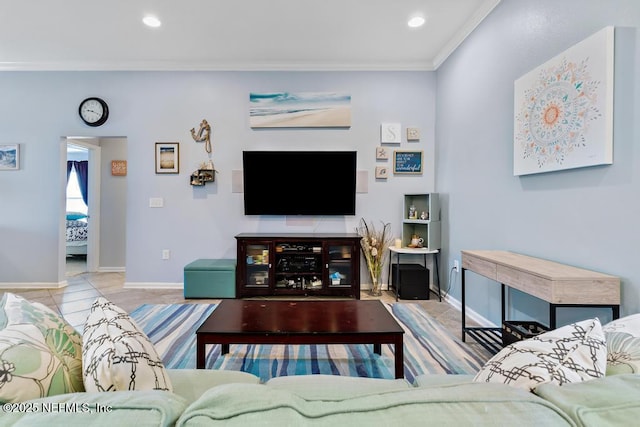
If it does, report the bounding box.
[0,0,500,71]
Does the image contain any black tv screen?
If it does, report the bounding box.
[243,151,357,215]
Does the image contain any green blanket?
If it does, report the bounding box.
[0,390,187,427]
[535,374,640,427]
[177,383,574,426]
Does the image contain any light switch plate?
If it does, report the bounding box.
[149,197,164,208]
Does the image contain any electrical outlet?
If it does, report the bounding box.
[162,249,170,260]
[453,260,460,272]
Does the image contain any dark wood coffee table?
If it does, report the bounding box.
[196,299,405,378]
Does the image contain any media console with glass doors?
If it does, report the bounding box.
[235,233,361,299]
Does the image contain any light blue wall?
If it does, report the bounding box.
[99,137,127,270]
[0,71,436,286]
[436,0,640,325]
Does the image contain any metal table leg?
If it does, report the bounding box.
[434,252,441,301]
[395,252,401,301]
[461,267,466,342]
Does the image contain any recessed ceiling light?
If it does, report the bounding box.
[408,15,425,28]
[143,16,162,28]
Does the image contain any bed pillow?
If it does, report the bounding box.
[0,293,84,403]
[473,318,606,391]
[602,313,640,375]
[82,297,172,393]
[66,212,87,220]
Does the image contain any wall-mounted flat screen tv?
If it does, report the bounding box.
[243,151,357,215]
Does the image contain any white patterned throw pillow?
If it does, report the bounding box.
[474,318,606,391]
[82,297,172,392]
[603,313,640,375]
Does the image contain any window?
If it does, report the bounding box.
[66,166,87,215]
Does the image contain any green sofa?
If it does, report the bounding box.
[1,370,639,426]
[2,292,639,426]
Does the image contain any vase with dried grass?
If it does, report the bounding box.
[356,218,394,296]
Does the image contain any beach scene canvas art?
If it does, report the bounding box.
[250,92,351,128]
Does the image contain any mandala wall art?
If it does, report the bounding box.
[513,26,614,176]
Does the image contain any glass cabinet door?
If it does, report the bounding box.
[245,244,270,287]
[327,244,353,288]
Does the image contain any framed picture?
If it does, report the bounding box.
[375,166,389,179]
[375,146,389,160]
[0,144,19,170]
[407,127,420,141]
[513,26,614,175]
[380,123,401,143]
[249,92,351,128]
[155,142,179,174]
[111,160,127,176]
[393,150,423,175]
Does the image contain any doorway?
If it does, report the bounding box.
[60,137,127,280]
[64,138,100,276]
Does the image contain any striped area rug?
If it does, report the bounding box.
[130,302,486,383]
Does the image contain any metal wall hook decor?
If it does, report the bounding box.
[190,119,212,153]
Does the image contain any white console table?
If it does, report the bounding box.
[461,250,620,354]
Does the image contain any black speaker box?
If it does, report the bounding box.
[391,263,430,300]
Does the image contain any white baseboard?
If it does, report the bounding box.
[124,282,184,290]
[0,281,68,289]
[98,267,126,273]
[442,292,496,327]
[384,283,495,328]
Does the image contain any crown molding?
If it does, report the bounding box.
[433,0,501,69]
[0,59,437,72]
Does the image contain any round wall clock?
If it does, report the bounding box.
[79,97,109,127]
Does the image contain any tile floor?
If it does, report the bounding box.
[2,257,492,362]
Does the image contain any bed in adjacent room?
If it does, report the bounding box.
[66,212,88,256]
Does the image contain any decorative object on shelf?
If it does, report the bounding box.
[420,211,428,220]
[189,169,215,186]
[408,204,417,219]
[249,92,351,128]
[409,234,424,248]
[514,26,614,176]
[78,97,109,127]
[190,160,216,186]
[190,119,212,153]
[356,218,393,297]
[155,142,179,174]
[375,146,389,160]
[380,123,401,143]
[393,150,423,175]
[375,166,388,179]
[0,144,19,170]
[111,160,127,176]
[329,271,344,285]
[407,127,420,141]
